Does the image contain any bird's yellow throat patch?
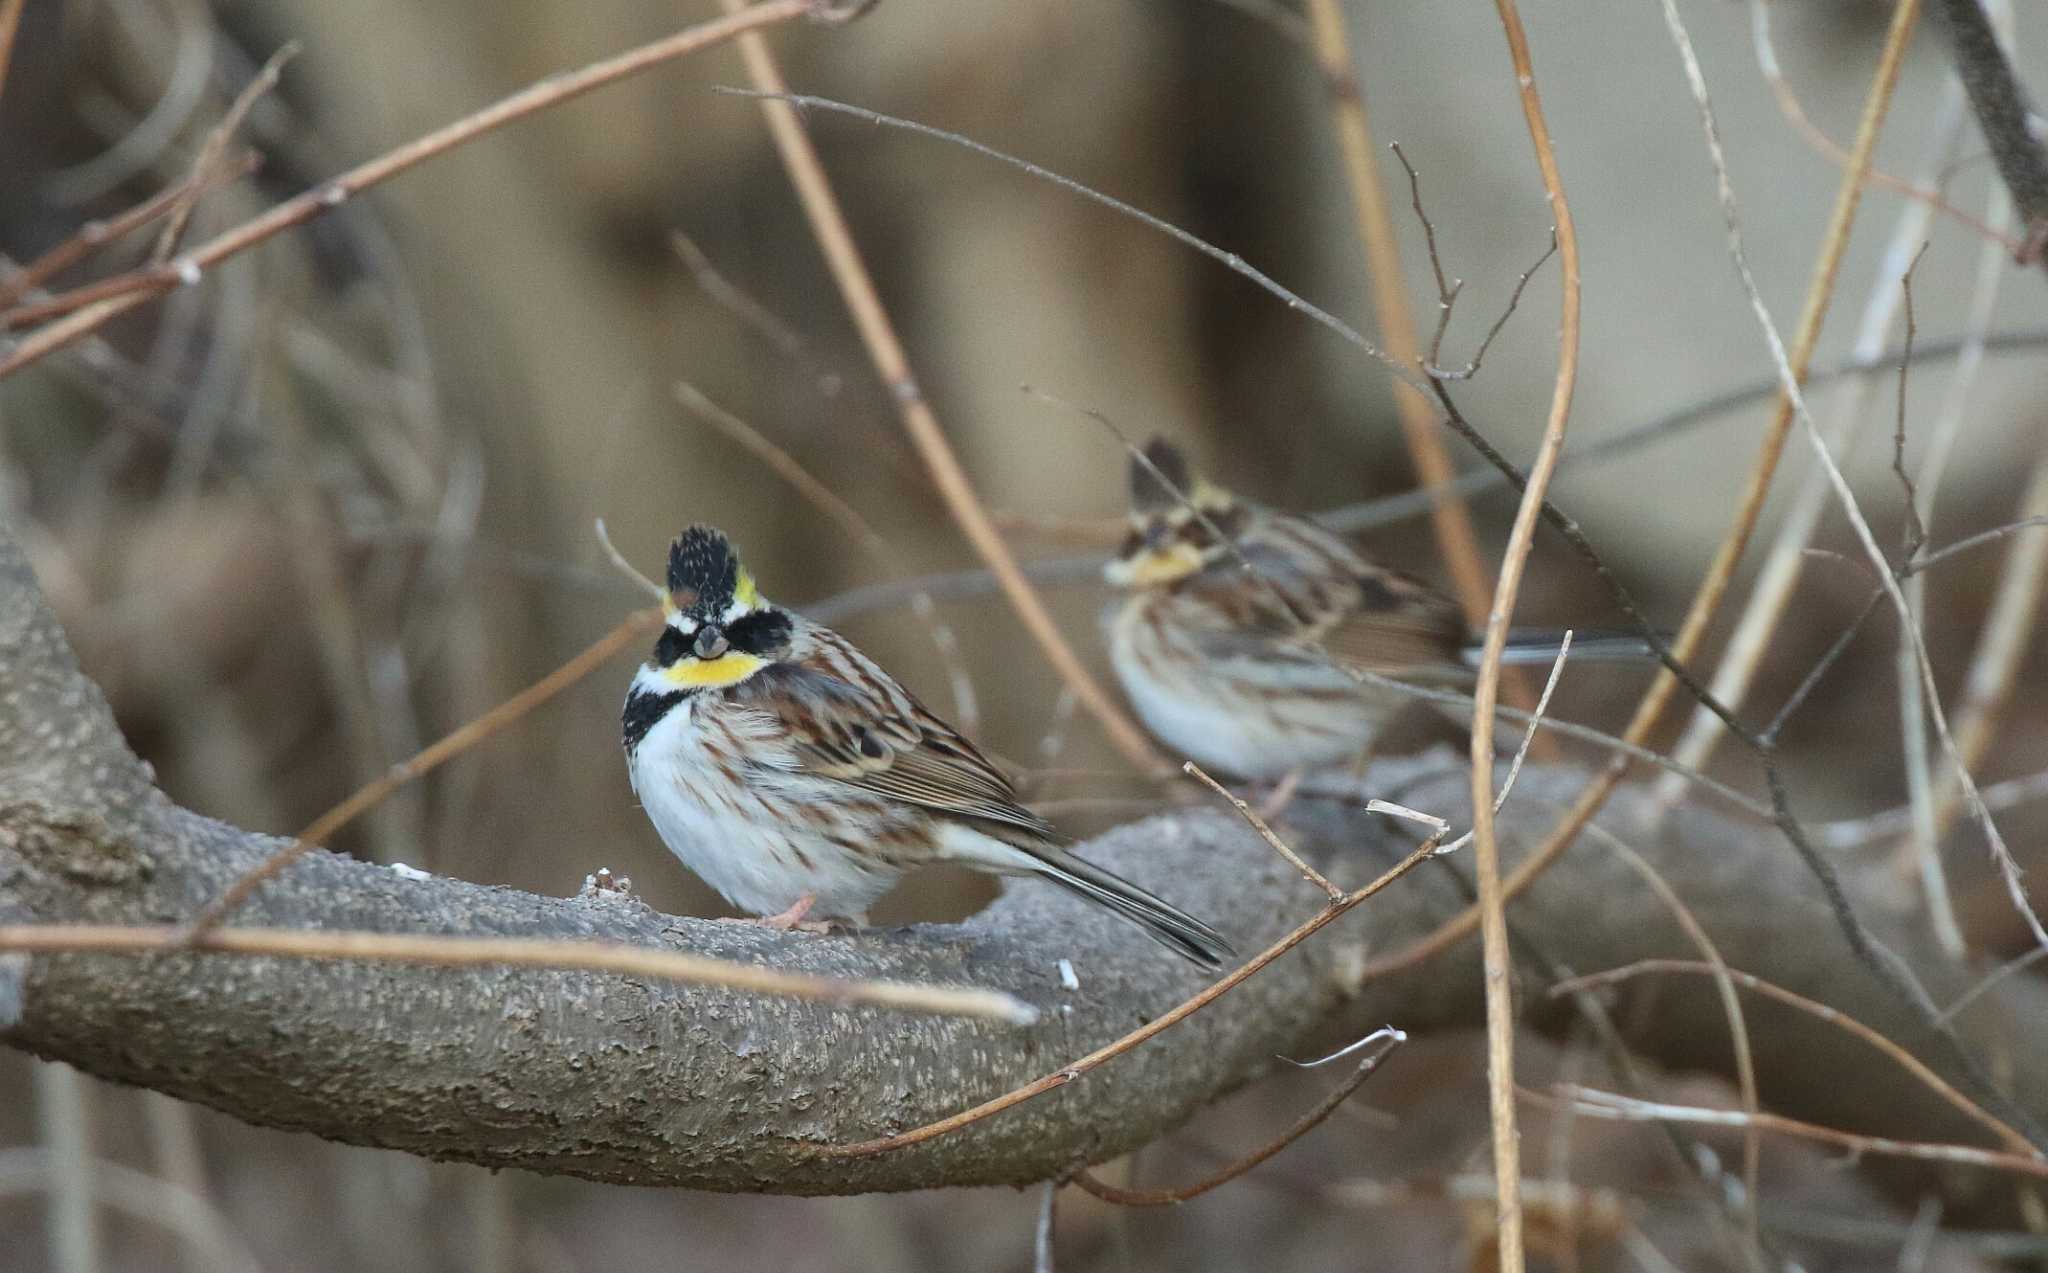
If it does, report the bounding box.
[660,650,767,688]
[1108,542,1205,587]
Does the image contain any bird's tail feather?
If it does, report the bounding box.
[1033,853,1234,970]
[1462,627,1663,667]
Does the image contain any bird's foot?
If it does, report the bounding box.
[721,894,839,934]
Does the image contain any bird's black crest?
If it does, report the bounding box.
[1130,437,1193,514]
[667,525,740,615]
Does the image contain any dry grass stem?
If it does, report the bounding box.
[0,924,1037,1022]
[1465,4,1583,1264]
[715,5,1161,772]
[1435,633,1573,857]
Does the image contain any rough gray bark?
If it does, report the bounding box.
[4,528,2046,1194]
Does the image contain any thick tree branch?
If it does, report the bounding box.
[3,530,2047,1194]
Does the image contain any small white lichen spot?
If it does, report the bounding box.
[387,862,433,882]
[1057,958,1080,992]
[173,258,201,286]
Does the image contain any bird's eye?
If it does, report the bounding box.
[654,627,690,666]
[694,626,730,659]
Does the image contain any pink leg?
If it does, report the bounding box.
[755,893,817,931]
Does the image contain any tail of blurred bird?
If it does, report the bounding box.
[1462,629,1663,666]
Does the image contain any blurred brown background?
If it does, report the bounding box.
[4,0,2047,1268]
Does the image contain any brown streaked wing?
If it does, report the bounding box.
[1311,567,1468,677]
[1184,533,1468,676]
[740,647,1058,839]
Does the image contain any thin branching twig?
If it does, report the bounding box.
[1581,826,1762,1252]
[1543,1085,2048,1180]
[0,0,819,381]
[816,834,1444,1159]
[1072,1027,1404,1206]
[1552,959,2038,1157]
[1301,0,1513,700]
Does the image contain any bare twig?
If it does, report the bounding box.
[593,519,666,601]
[670,229,836,394]
[1359,0,1919,1020]
[1302,0,1504,670]
[1925,460,2048,846]
[0,0,817,381]
[711,89,1422,393]
[1184,763,1341,901]
[0,155,261,310]
[713,6,1161,772]
[1894,104,2014,952]
[185,608,666,935]
[152,43,301,266]
[815,835,1443,1159]
[1653,78,1969,810]
[788,330,2048,630]
[1625,0,1924,777]
[1432,633,1575,857]
[1582,828,1762,1251]
[1544,1085,2048,1180]
[1663,0,2046,961]
[1748,0,2022,254]
[1071,1026,1404,1205]
[1552,959,2038,1157]
[1465,5,1581,1263]
[0,925,1038,1022]
[1890,245,1932,557]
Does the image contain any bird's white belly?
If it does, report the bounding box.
[1108,605,1378,779]
[628,700,900,919]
